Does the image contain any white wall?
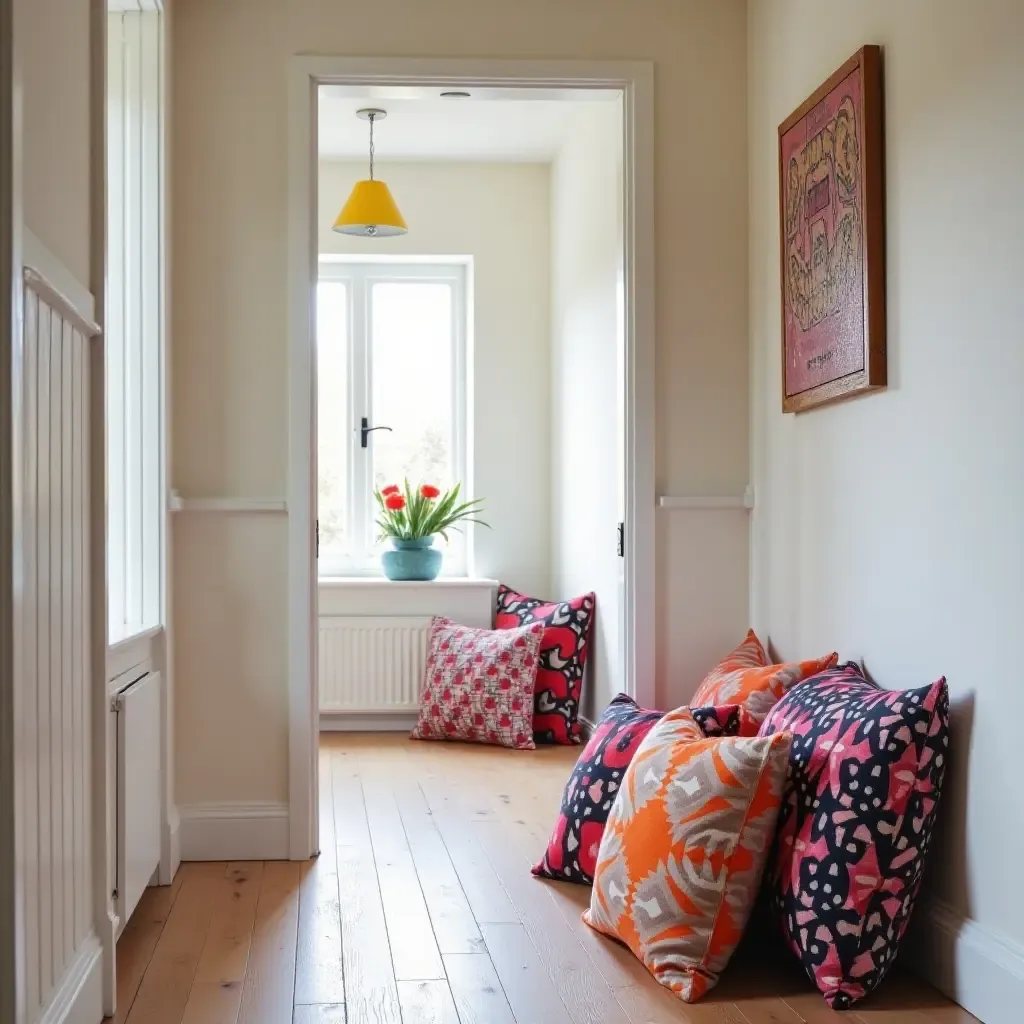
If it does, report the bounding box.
[319,159,552,599]
[171,0,749,808]
[748,1,1024,1018]
[550,101,624,722]
[18,0,92,284]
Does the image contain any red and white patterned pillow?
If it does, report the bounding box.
[495,585,595,745]
[411,616,545,749]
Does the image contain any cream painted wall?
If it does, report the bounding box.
[171,0,749,807]
[748,0,1024,1003]
[550,102,624,723]
[17,0,92,285]
[319,159,551,599]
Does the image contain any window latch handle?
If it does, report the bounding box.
[360,416,393,448]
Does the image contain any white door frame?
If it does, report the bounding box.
[287,56,656,859]
[0,0,24,1015]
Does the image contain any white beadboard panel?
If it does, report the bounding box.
[18,260,99,1023]
[319,616,431,713]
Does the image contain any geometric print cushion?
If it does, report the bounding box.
[495,584,596,745]
[758,664,949,1008]
[533,694,662,884]
[583,707,792,1002]
[691,629,838,730]
[410,616,545,750]
[532,697,749,886]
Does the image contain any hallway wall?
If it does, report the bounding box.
[748,2,1024,1019]
[171,0,749,808]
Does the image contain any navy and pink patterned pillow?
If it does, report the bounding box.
[758,664,949,1008]
[411,617,545,750]
[495,585,595,745]
[532,694,743,884]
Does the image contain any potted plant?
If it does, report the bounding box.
[375,480,487,581]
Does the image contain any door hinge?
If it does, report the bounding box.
[315,518,319,559]
[617,521,625,558]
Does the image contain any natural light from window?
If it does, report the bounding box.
[317,261,469,577]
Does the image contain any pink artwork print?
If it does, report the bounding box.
[781,66,865,398]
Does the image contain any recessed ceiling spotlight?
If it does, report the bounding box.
[440,90,471,99]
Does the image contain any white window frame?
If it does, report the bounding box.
[317,257,470,578]
[106,7,165,644]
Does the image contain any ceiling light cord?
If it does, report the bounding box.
[368,112,375,180]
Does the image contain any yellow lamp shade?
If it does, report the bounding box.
[333,179,408,237]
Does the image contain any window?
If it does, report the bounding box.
[106,9,165,643]
[317,260,469,576]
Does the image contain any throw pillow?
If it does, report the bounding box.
[411,616,545,750]
[583,707,792,1002]
[532,698,752,886]
[495,585,596,745]
[691,629,838,730]
[759,664,949,1008]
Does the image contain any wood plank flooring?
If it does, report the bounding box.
[117,734,977,1024]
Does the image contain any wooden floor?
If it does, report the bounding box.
[117,734,976,1024]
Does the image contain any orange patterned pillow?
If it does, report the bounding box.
[690,629,837,730]
[582,707,792,1002]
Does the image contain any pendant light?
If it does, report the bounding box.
[333,108,408,237]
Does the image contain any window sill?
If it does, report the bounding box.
[318,576,498,589]
[317,577,498,623]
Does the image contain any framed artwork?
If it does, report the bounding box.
[779,45,885,413]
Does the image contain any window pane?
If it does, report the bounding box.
[370,282,455,493]
[317,281,349,558]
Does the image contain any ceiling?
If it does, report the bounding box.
[318,87,619,163]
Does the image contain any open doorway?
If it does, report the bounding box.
[287,60,654,861]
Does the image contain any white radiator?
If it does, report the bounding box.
[319,615,432,713]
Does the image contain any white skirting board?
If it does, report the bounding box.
[320,711,419,732]
[38,934,103,1024]
[905,897,1024,1024]
[178,803,290,861]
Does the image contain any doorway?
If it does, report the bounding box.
[287,58,655,860]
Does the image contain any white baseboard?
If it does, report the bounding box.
[178,802,289,861]
[905,897,1024,1024]
[320,711,418,732]
[39,933,103,1024]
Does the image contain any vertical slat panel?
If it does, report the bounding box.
[318,617,431,711]
[20,276,96,1012]
[49,308,65,986]
[73,320,87,947]
[36,300,53,1002]
[22,288,41,1020]
[60,319,75,967]
[49,310,65,985]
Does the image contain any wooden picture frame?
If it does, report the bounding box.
[779,45,885,413]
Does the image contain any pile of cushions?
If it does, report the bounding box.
[530,631,949,1010]
[410,584,597,749]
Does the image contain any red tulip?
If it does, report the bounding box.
[385,493,406,511]
[420,484,441,499]
[381,485,400,496]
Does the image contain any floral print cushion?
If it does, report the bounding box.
[759,664,949,1008]
[583,707,791,1002]
[411,616,545,750]
[495,585,596,745]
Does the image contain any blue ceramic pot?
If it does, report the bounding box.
[381,535,443,581]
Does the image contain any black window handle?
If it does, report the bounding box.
[360,416,393,448]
